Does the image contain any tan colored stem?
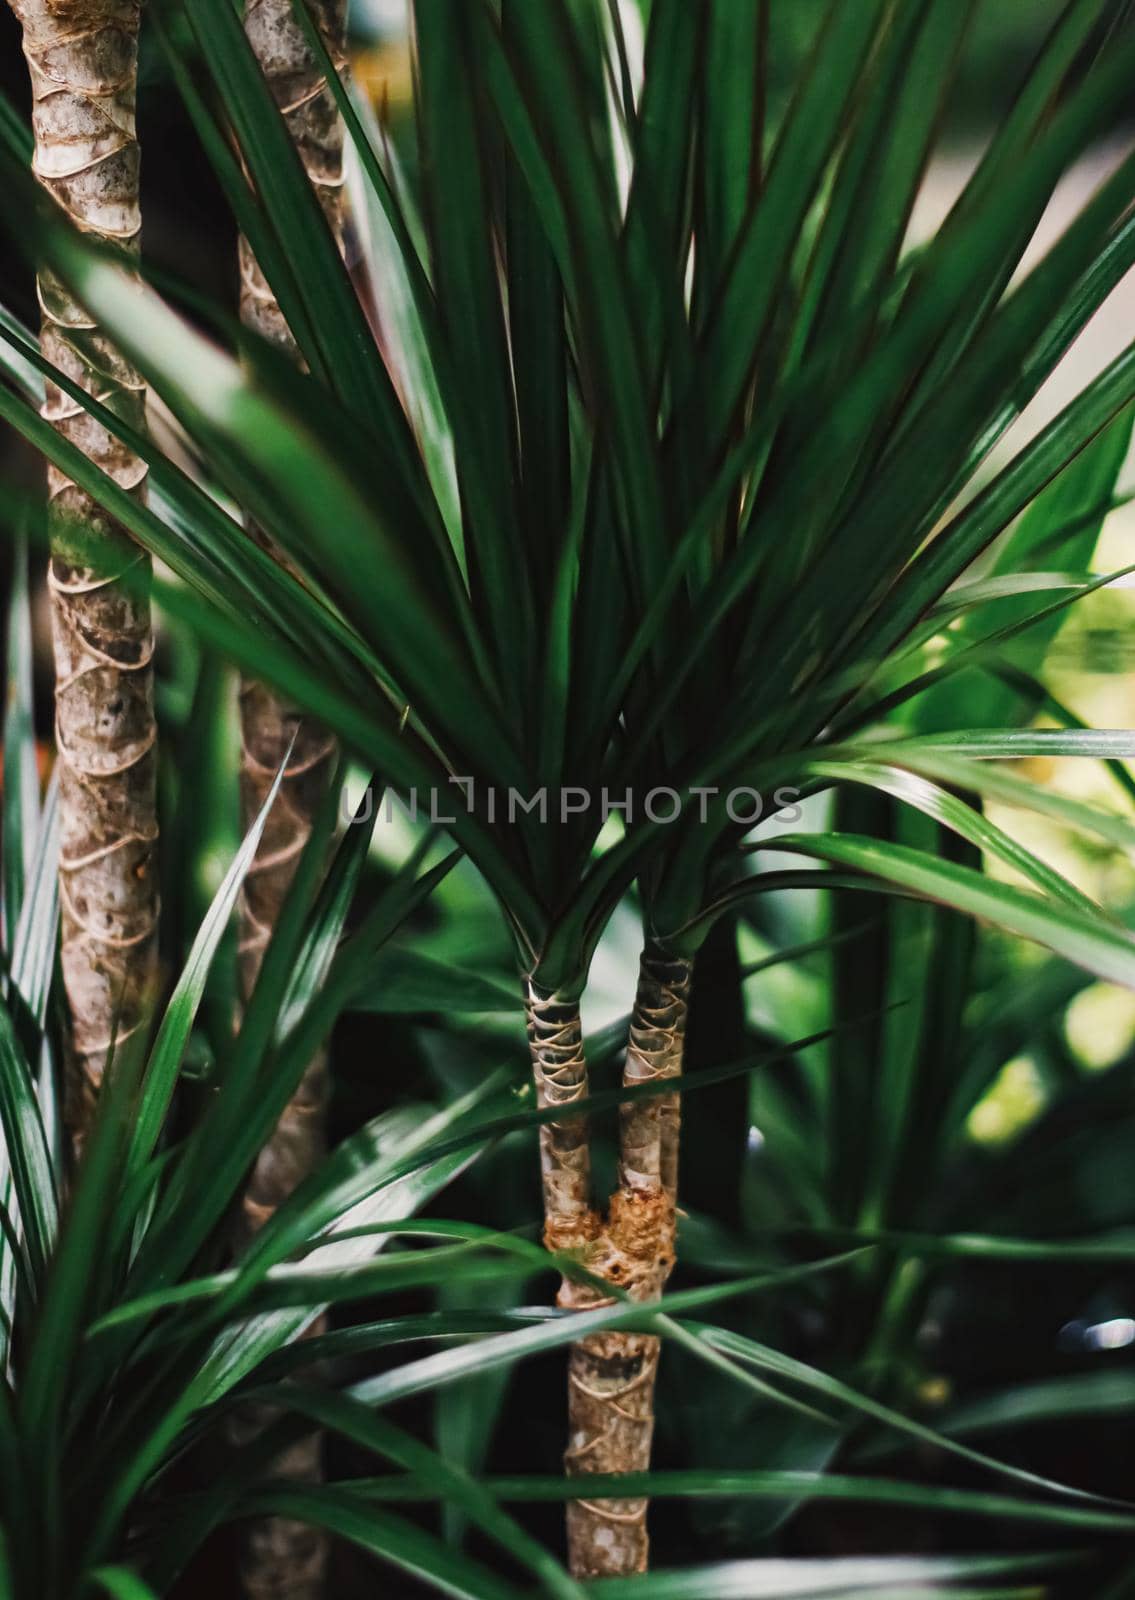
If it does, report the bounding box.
[8,0,158,1147]
[232,7,347,1596]
[228,1409,328,1600]
[237,685,335,1229]
[561,1190,667,1576]
[524,982,597,1256]
[620,948,693,1209]
[235,720,330,1582]
[526,957,692,1576]
[235,0,345,1235]
[238,0,348,352]
[565,950,692,1576]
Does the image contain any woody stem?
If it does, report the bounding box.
[7,0,159,1153]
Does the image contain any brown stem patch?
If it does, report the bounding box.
[230,8,348,1596]
[524,956,692,1578]
[525,981,594,1251]
[10,0,158,1148]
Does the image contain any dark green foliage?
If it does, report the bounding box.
[1,0,1135,1593]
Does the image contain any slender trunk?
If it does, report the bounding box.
[236,0,346,1152]
[565,947,691,1576]
[619,947,693,1215]
[236,685,335,1233]
[523,981,598,1260]
[526,954,692,1577]
[232,7,345,1595]
[8,0,158,1151]
[234,687,332,1600]
[235,0,346,1238]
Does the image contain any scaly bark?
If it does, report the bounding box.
[236,684,335,1231]
[527,956,692,1577]
[235,0,345,1239]
[8,0,157,1147]
[524,982,597,1257]
[233,7,346,1594]
[619,947,693,1215]
[565,948,691,1576]
[234,686,333,1600]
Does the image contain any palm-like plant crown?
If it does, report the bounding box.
[3,0,1135,1587]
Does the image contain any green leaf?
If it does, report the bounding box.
[90,1238,538,1330]
[621,0,702,382]
[731,139,1135,757]
[894,729,1135,760]
[148,2,329,392]
[838,344,1135,726]
[177,0,410,447]
[896,0,1115,410]
[478,0,667,615]
[414,0,535,722]
[349,948,518,1015]
[339,92,462,564]
[274,774,376,1043]
[942,1370,1135,1440]
[236,1053,505,1294]
[18,1024,148,1473]
[0,299,40,410]
[911,401,1135,735]
[0,1002,57,1289]
[11,207,523,792]
[682,1317,1124,1510]
[0,313,354,673]
[690,0,887,453]
[126,743,295,1179]
[756,833,1135,990]
[342,1254,858,1415]
[839,742,1135,859]
[503,0,570,627]
[91,1570,162,1600]
[807,760,1101,915]
[344,1464,1135,1535]
[81,1094,499,1573]
[271,1388,585,1599]
[238,1491,523,1600]
[781,0,971,393]
[7,773,58,1036]
[694,0,763,320]
[587,1553,1056,1599]
[435,1271,516,1550]
[140,566,543,939]
[1,530,38,954]
[130,778,362,1289]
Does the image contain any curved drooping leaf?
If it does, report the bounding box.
[753,834,1135,989]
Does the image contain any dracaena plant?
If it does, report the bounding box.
[232,0,350,1260]
[227,7,353,1588]
[4,0,1135,1583]
[3,0,159,1157]
[0,546,561,1598]
[5,563,1094,1600]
